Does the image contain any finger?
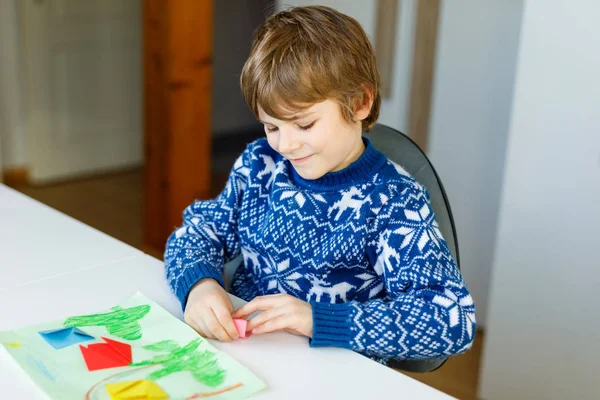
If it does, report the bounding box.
[232,299,265,319]
[246,307,284,331]
[221,294,235,313]
[285,328,303,336]
[233,295,281,319]
[204,309,233,342]
[195,318,215,339]
[252,314,294,335]
[184,311,203,335]
[185,312,212,339]
[213,304,239,340]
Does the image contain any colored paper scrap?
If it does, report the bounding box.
[233,319,251,339]
[39,327,94,350]
[105,379,168,400]
[80,337,132,371]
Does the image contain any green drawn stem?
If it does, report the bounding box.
[143,340,181,352]
[63,305,150,340]
[132,339,226,388]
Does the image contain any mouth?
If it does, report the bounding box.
[289,155,313,163]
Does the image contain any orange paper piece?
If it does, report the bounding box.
[233,319,250,339]
[80,337,132,371]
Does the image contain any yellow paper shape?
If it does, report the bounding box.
[7,342,21,347]
[105,379,169,400]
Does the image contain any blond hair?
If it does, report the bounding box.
[240,5,381,131]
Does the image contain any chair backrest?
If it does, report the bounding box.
[366,123,461,373]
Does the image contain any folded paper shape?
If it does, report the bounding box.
[80,337,132,371]
[39,327,94,350]
[105,379,169,400]
[233,319,251,339]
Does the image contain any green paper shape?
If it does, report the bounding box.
[0,292,266,399]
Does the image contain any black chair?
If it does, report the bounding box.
[223,123,461,373]
[367,123,460,373]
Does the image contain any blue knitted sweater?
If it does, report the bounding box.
[165,138,476,363]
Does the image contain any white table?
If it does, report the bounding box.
[0,184,452,399]
[0,186,143,291]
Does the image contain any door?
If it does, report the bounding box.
[21,0,142,183]
[143,0,213,253]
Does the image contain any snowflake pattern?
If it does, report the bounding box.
[166,138,476,364]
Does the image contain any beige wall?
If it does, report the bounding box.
[0,0,27,169]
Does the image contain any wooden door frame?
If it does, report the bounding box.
[143,0,213,254]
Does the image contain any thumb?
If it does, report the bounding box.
[221,291,234,313]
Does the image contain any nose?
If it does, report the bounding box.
[277,128,301,154]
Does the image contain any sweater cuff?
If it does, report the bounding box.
[310,302,355,349]
[175,262,225,310]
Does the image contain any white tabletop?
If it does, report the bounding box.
[0,185,143,291]
[0,184,452,399]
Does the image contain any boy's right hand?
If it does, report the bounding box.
[184,278,239,342]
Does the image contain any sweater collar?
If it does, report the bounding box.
[288,137,387,191]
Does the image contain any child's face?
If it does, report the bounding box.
[258,99,366,180]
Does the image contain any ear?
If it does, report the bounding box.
[354,86,375,121]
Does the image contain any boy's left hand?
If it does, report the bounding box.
[232,294,313,338]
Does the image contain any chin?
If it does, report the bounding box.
[294,167,327,180]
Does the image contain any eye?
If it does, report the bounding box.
[298,120,317,131]
[265,125,279,133]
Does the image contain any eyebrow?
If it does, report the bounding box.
[258,112,315,125]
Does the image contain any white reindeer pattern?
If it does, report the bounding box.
[307,274,354,303]
[328,187,372,221]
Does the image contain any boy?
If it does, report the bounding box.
[165,5,476,364]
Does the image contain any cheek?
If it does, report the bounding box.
[265,134,278,151]
[304,128,328,152]
[316,127,348,154]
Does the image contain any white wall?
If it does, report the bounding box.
[427,0,524,326]
[276,0,416,132]
[479,0,600,399]
[0,0,27,168]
